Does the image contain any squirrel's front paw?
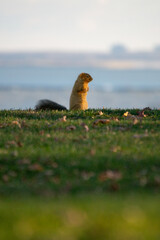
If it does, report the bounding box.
[77,88,88,93]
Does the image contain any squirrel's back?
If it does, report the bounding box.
[35,99,67,111]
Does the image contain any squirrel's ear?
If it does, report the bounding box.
[79,73,86,80]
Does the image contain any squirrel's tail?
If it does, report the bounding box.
[35,99,67,111]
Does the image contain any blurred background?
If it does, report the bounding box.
[0,0,160,109]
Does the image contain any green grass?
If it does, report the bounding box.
[0,109,160,239]
[0,195,160,240]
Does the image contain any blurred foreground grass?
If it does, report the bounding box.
[0,195,160,240]
[0,109,160,239]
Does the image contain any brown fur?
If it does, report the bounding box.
[69,73,93,110]
[35,73,93,111]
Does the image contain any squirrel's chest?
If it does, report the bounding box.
[83,82,88,88]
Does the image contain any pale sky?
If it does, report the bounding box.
[0,0,160,52]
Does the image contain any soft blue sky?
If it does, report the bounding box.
[0,0,160,52]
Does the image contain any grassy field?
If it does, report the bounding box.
[0,108,160,239]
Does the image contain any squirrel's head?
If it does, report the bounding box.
[78,73,93,83]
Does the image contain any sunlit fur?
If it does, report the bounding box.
[69,73,93,110]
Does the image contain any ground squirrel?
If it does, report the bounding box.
[35,73,93,111]
[69,73,93,110]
